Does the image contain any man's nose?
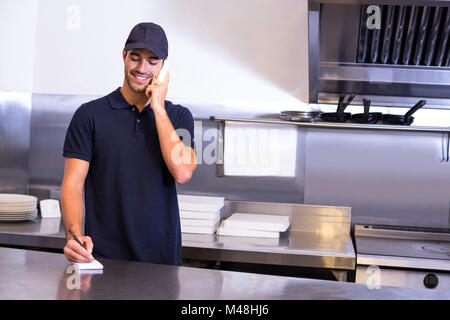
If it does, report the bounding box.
[134,61,148,74]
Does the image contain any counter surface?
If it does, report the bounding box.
[0,217,355,270]
[1,247,448,300]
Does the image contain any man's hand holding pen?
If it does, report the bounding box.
[63,229,94,262]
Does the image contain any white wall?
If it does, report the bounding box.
[0,0,37,92]
[2,0,309,106]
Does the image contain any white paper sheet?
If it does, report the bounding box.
[223,122,297,177]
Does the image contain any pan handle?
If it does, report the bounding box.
[342,95,355,111]
[336,95,355,119]
[404,100,427,123]
[362,99,371,123]
[336,95,346,113]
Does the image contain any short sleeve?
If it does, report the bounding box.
[63,105,94,162]
[174,107,195,149]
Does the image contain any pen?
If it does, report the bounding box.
[68,229,86,249]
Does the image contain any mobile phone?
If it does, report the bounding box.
[157,59,169,82]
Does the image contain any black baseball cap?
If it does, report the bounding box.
[124,22,168,59]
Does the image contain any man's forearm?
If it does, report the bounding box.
[61,184,84,239]
[153,108,196,184]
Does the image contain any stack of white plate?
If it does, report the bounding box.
[218,213,290,239]
[178,195,224,234]
[0,194,38,222]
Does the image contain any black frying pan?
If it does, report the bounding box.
[380,100,427,126]
[350,99,383,124]
[320,95,354,123]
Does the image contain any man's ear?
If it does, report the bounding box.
[122,49,127,61]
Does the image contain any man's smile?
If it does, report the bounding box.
[131,72,151,84]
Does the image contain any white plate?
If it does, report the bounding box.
[0,211,37,221]
[0,193,38,201]
[0,209,37,217]
[0,193,38,207]
[0,201,37,206]
[0,206,37,213]
[0,213,37,218]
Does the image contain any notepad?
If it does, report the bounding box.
[72,259,103,270]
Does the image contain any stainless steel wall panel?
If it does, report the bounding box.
[29,93,98,186]
[308,0,320,103]
[304,128,450,229]
[320,3,361,63]
[0,92,31,194]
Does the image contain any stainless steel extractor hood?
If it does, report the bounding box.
[308,0,450,109]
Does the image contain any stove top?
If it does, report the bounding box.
[355,224,450,263]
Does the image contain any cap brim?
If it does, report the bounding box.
[124,42,166,59]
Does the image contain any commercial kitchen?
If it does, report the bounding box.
[0,0,449,301]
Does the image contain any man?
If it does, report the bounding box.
[61,22,196,265]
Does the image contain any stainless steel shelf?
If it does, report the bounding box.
[210,116,450,133]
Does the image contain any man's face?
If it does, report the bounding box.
[123,48,164,93]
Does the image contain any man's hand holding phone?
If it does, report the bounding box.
[145,59,169,113]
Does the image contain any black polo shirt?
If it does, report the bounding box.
[63,87,194,265]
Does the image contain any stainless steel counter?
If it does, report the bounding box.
[182,232,355,270]
[0,217,66,249]
[1,246,448,300]
[0,212,355,273]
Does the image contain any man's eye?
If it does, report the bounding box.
[149,61,157,66]
[131,58,139,62]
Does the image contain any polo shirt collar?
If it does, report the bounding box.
[108,87,152,113]
[108,87,131,109]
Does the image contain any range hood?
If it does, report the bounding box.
[308,0,450,109]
